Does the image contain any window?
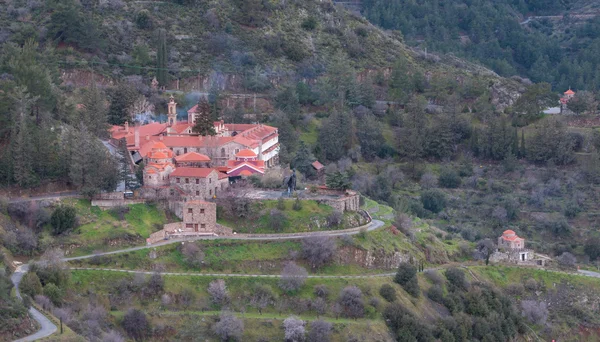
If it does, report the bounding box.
[185,223,194,228]
[200,209,205,214]
[196,191,199,196]
[209,189,212,195]
[201,224,206,229]
[188,208,193,214]
[185,178,189,184]
[184,148,188,153]
[169,189,174,196]
[196,179,199,184]
[221,148,225,157]
[209,178,211,184]
[176,178,180,183]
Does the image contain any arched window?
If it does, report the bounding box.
[221,148,226,157]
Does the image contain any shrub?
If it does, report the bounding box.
[308,319,332,342]
[445,268,467,291]
[269,209,287,231]
[135,9,152,29]
[438,169,461,188]
[20,272,43,298]
[326,211,343,227]
[277,197,286,210]
[383,303,434,341]
[314,284,329,298]
[339,286,364,319]
[420,172,437,189]
[379,284,396,302]
[283,316,305,342]
[421,189,446,213]
[557,252,576,269]
[301,17,317,31]
[213,311,243,341]
[426,285,444,303]
[181,242,204,268]
[43,283,63,306]
[564,201,581,218]
[423,270,444,285]
[279,262,308,292]
[394,262,419,297]
[293,198,303,211]
[302,236,336,269]
[355,26,368,37]
[521,300,548,325]
[584,237,600,261]
[50,205,77,235]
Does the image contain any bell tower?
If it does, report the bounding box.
[167,95,177,126]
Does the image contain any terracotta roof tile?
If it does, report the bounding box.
[175,152,211,162]
[170,167,216,178]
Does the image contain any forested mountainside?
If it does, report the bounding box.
[362,0,600,91]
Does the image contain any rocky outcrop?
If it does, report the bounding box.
[335,245,411,269]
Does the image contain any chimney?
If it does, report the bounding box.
[134,125,140,148]
[124,121,129,132]
[146,135,150,141]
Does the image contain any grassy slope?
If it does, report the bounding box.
[218,199,364,234]
[48,199,169,256]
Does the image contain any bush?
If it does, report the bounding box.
[379,284,397,302]
[50,206,77,235]
[314,284,329,298]
[421,189,446,213]
[564,201,581,218]
[438,169,461,188]
[293,198,303,211]
[308,319,332,342]
[301,17,317,30]
[269,209,287,231]
[302,236,336,269]
[521,300,548,325]
[20,272,43,298]
[426,285,444,303]
[279,262,308,292]
[277,197,286,210]
[43,283,63,306]
[283,316,305,342]
[339,286,364,319]
[326,211,343,227]
[394,263,419,297]
[123,309,151,341]
[584,237,600,261]
[557,251,576,269]
[383,303,434,341]
[445,268,467,291]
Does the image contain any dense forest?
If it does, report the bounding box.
[362,0,600,91]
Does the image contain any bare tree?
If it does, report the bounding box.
[557,252,577,269]
[283,316,305,342]
[161,293,172,309]
[491,206,508,226]
[326,211,343,227]
[180,288,196,310]
[279,261,308,292]
[313,284,329,298]
[213,311,244,341]
[307,319,332,342]
[420,172,437,189]
[102,330,126,342]
[394,213,414,240]
[181,243,205,268]
[475,239,496,265]
[250,284,275,315]
[208,279,229,306]
[122,309,151,341]
[301,236,336,269]
[34,295,52,311]
[521,300,548,325]
[338,286,364,319]
[311,297,327,317]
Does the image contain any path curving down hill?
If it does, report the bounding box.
[12,219,385,341]
[11,264,57,342]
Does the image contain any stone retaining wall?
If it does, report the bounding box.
[90,199,146,208]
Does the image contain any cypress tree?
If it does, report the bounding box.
[156,28,168,87]
[192,97,217,136]
[520,129,526,159]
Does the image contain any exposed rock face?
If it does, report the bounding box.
[335,246,411,269]
[490,81,522,111]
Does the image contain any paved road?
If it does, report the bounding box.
[11,265,57,342]
[8,192,80,204]
[579,269,600,278]
[64,219,385,261]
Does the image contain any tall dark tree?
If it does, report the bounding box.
[275,85,301,126]
[10,88,38,188]
[356,114,386,161]
[81,83,108,137]
[107,84,137,125]
[192,97,217,136]
[291,141,315,178]
[156,28,168,87]
[317,111,353,162]
[397,95,427,173]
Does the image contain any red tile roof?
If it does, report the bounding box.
[564,89,575,95]
[236,149,257,158]
[312,161,325,170]
[111,122,168,140]
[170,167,216,178]
[175,152,211,162]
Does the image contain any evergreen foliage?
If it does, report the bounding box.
[192,97,217,136]
[50,206,77,235]
[325,171,351,190]
[156,28,168,87]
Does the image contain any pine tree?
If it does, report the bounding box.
[397,95,427,173]
[291,141,315,178]
[82,83,108,137]
[192,97,216,136]
[10,87,38,187]
[208,84,222,121]
[156,28,168,87]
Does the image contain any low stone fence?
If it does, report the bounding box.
[91,199,146,208]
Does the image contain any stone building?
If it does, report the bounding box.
[498,229,525,250]
[143,142,175,187]
[169,167,228,200]
[490,229,552,265]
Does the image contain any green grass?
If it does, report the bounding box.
[218,200,364,234]
[50,199,170,256]
[473,265,600,291]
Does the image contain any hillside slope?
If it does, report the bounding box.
[1,0,520,100]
